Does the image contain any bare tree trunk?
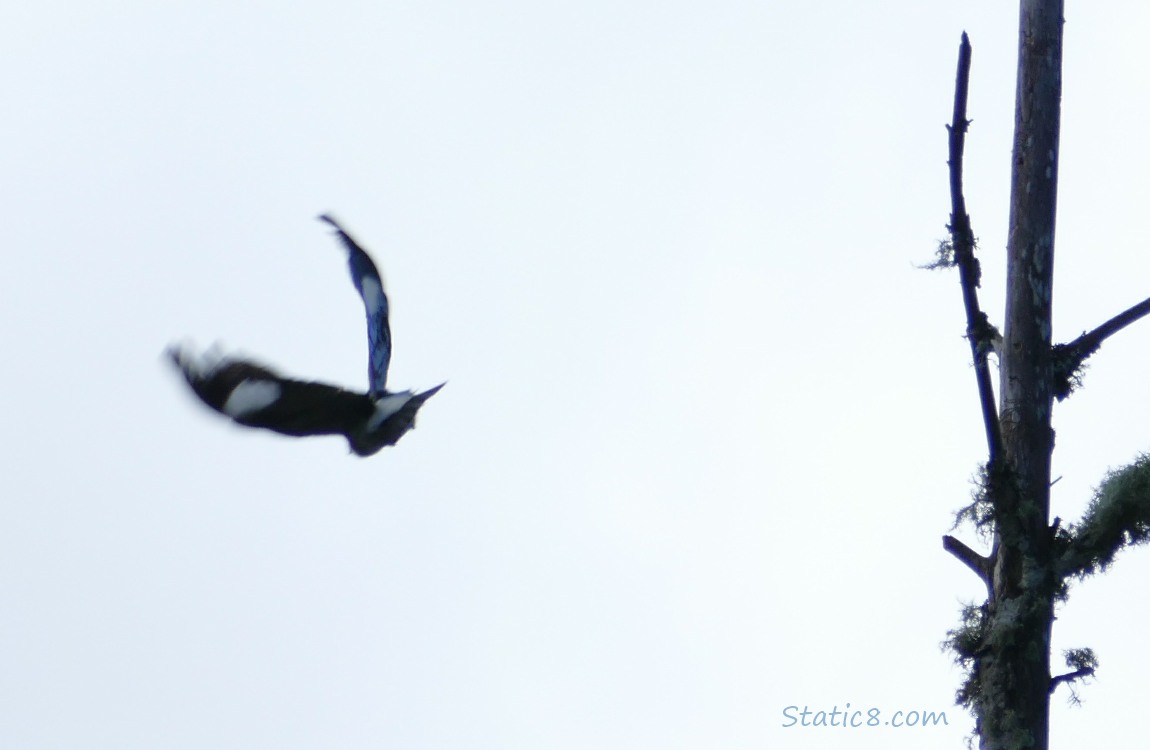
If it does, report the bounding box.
[980,1,1064,748]
[945,3,1150,746]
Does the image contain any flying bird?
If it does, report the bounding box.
[169,215,443,456]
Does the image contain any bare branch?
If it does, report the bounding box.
[1053,294,1150,400]
[943,534,992,591]
[1050,647,1098,697]
[945,32,1003,463]
[1049,668,1094,695]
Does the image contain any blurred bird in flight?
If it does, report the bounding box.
[169,214,443,456]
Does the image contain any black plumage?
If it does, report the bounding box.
[169,216,443,456]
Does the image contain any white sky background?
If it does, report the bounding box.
[2,2,1149,748]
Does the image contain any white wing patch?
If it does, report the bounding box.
[223,379,282,417]
[360,277,384,316]
[367,391,414,429]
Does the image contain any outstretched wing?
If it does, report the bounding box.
[318,214,391,396]
[168,344,374,440]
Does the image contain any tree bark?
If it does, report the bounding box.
[979,2,1065,748]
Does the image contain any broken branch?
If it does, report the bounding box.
[1053,294,1150,399]
[946,32,1003,463]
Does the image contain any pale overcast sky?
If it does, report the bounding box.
[3,2,1150,749]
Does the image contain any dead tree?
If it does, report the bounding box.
[938,3,1150,749]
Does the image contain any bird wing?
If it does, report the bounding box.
[168,345,374,439]
[318,214,392,396]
